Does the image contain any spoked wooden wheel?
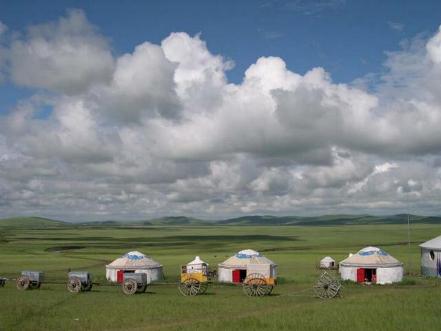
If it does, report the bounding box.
[83,282,93,292]
[67,277,82,293]
[242,273,269,297]
[16,276,30,290]
[314,272,342,299]
[198,281,208,294]
[122,279,138,295]
[178,278,201,296]
[30,282,41,289]
[137,284,147,293]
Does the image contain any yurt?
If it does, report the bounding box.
[420,235,441,277]
[106,251,163,283]
[339,246,403,284]
[218,249,277,283]
[320,256,336,269]
[185,256,208,273]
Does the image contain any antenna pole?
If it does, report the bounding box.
[407,213,411,273]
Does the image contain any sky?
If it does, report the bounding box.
[0,1,441,221]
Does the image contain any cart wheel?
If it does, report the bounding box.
[137,284,147,293]
[122,279,138,295]
[199,281,208,295]
[16,276,30,291]
[83,282,93,292]
[178,278,200,296]
[30,282,42,289]
[67,277,82,293]
[314,272,342,299]
[242,273,268,297]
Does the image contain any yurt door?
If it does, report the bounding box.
[356,268,365,283]
[117,270,124,283]
[232,269,241,283]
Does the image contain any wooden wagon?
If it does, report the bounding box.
[16,271,44,290]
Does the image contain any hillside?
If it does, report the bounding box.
[0,217,67,228]
[1,214,441,227]
[218,214,441,226]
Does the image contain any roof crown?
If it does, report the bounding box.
[235,249,261,258]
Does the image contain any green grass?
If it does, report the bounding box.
[0,223,440,330]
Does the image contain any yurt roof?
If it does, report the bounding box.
[339,246,402,267]
[219,249,276,268]
[106,251,162,269]
[187,256,208,266]
[420,235,441,250]
[321,256,335,262]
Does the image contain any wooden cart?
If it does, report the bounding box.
[67,271,93,293]
[16,271,44,290]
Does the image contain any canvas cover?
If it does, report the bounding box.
[340,246,402,267]
[187,256,207,266]
[321,256,335,263]
[106,251,162,269]
[420,235,441,250]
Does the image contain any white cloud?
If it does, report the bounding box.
[97,41,180,123]
[1,14,441,219]
[9,10,114,94]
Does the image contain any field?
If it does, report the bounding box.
[0,221,440,331]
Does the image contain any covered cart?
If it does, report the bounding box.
[16,271,44,290]
[179,256,209,296]
[67,271,93,293]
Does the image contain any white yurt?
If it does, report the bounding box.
[218,249,277,283]
[185,256,208,273]
[420,235,441,277]
[339,246,403,284]
[320,256,336,269]
[106,251,163,283]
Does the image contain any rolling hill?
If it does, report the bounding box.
[0,217,67,228]
[1,214,441,227]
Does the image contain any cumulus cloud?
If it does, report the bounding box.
[1,12,441,220]
[8,10,114,94]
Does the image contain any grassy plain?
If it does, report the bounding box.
[0,221,440,331]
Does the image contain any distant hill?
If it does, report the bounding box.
[1,214,441,227]
[146,216,209,225]
[0,217,67,228]
[218,214,441,226]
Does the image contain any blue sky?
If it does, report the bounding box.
[1,0,440,100]
[1,1,441,220]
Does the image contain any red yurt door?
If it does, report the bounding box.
[117,270,124,283]
[356,268,365,283]
[232,269,241,283]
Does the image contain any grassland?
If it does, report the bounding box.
[0,220,440,331]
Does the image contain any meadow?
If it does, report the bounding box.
[0,220,440,331]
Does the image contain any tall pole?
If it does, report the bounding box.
[407,213,411,274]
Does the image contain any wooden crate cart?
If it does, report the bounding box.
[67,271,93,293]
[122,273,148,295]
[16,271,44,290]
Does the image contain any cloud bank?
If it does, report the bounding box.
[0,10,441,220]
